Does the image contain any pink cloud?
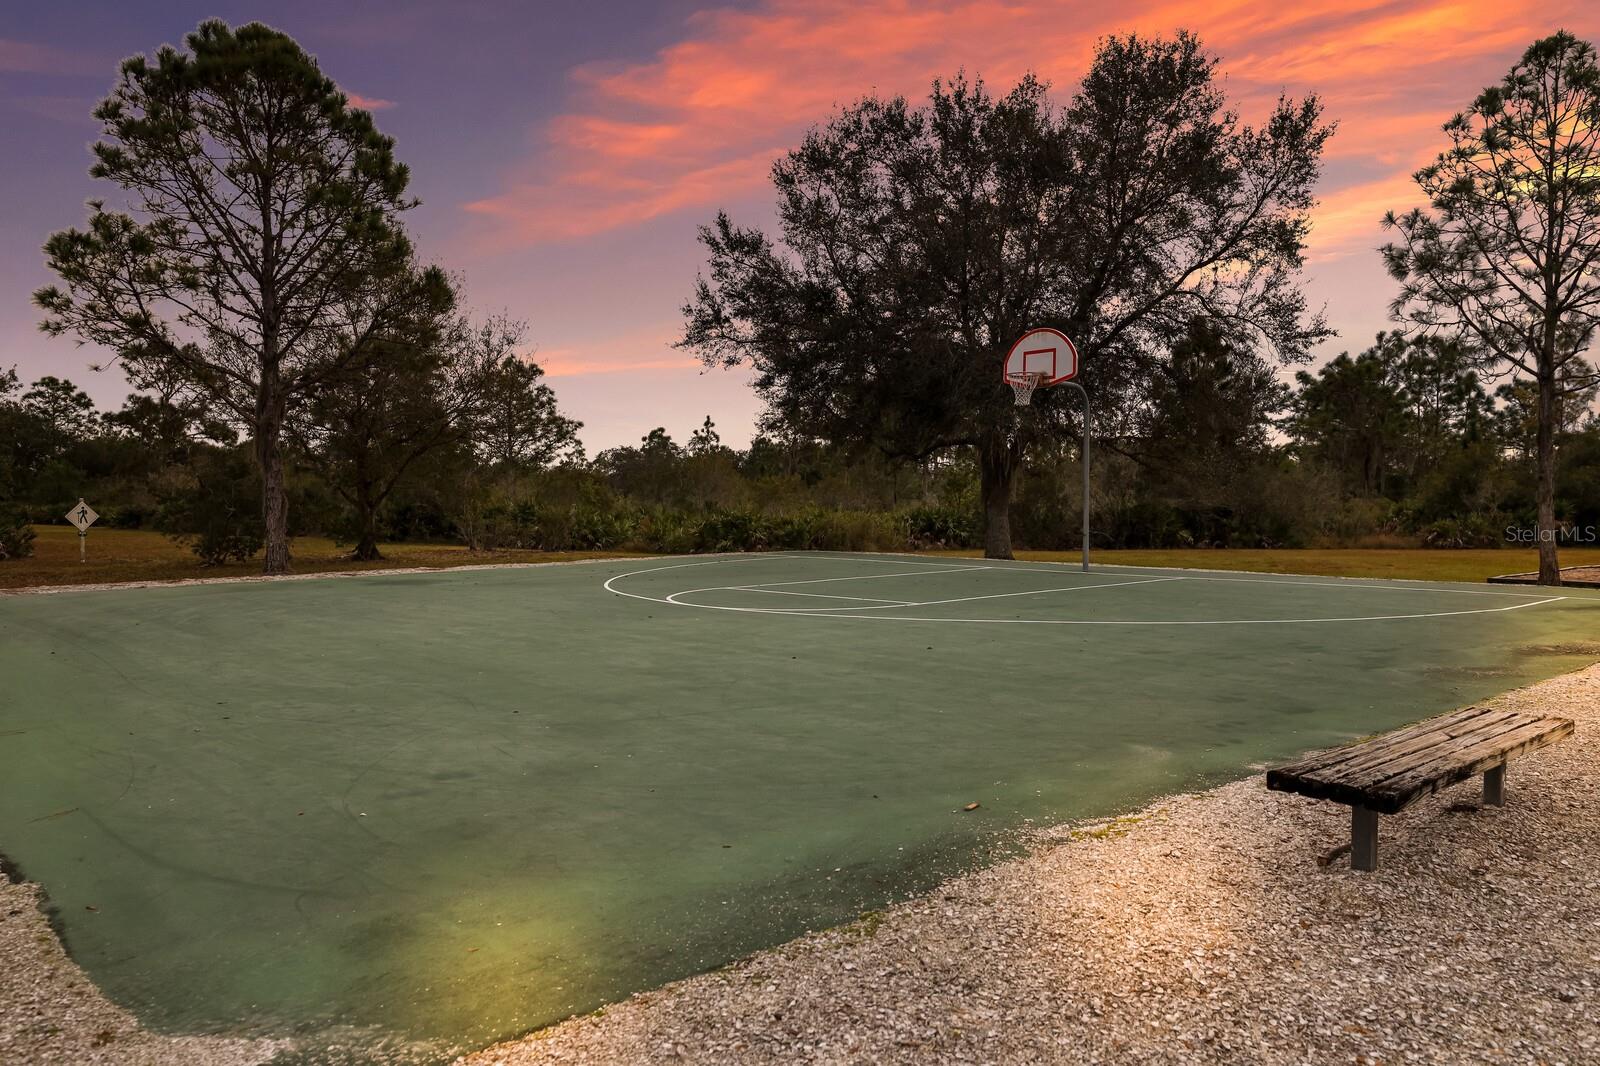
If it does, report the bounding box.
[347,92,396,111]
[0,38,105,77]
[526,325,702,378]
[466,147,780,243]
[541,354,701,377]
[466,0,1600,254]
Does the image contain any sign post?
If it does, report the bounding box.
[65,498,98,562]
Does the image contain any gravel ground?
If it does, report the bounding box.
[0,878,283,1065]
[461,664,1600,1066]
[4,665,1597,1065]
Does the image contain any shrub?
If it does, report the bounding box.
[154,448,265,566]
[1284,489,1393,547]
[185,520,265,565]
[900,504,980,549]
[1419,513,1511,549]
[106,503,156,529]
[384,496,456,543]
[0,508,35,561]
[811,509,902,551]
[631,508,699,554]
[765,508,824,550]
[695,510,768,552]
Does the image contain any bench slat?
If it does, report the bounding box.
[1311,710,1526,787]
[1369,718,1575,810]
[1265,711,1519,790]
[1267,707,1574,815]
[1279,706,1502,777]
[1365,716,1567,790]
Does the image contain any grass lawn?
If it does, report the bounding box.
[0,525,647,590]
[5,525,1599,590]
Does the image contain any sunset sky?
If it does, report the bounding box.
[4,0,1599,451]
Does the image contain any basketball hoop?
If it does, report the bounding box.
[1001,327,1077,405]
[1002,326,1092,572]
[1007,371,1048,407]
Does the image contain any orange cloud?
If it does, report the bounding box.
[466,0,1600,254]
[1307,171,1431,260]
[1223,0,1536,84]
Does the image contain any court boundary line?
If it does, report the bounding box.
[778,551,1563,598]
[728,586,917,606]
[0,552,695,597]
[678,574,1187,613]
[13,546,1583,613]
[603,556,1569,626]
[734,564,991,589]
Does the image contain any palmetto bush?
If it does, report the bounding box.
[0,506,35,561]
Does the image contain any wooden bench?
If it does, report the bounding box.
[1266,706,1575,871]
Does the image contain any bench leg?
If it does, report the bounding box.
[1351,805,1379,871]
[1484,762,1506,807]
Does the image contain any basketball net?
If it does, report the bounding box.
[1008,371,1048,407]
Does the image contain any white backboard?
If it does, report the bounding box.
[1003,327,1079,385]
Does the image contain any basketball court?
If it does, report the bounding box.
[3,553,1599,1061]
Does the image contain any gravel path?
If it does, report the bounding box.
[460,664,1600,1066]
[4,666,1597,1064]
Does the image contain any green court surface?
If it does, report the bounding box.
[4,552,1600,1061]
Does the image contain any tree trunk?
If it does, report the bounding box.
[350,452,384,561]
[256,229,290,574]
[979,438,1019,560]
[352,481,383,561]
[256,375,291,575]
[1535,365,1561,586]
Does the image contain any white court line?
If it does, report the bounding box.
[664,562,995,613]
[786,552,1554,599]
[783,554,989,570]
[1181,574,1546,598]
[668,585,911,612]
[904,575,1184,608]
[673,574,1171,613]
[601,557,1569,625]
[732,565,990,589]
[728,586,915,605]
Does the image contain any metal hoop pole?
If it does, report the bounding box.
[1062,381,1090,572]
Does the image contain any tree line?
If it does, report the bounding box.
[5,323,1596,562]
[3,21,1598,578]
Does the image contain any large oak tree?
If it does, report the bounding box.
[37,20,420,573]
[682,33,1331,558]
